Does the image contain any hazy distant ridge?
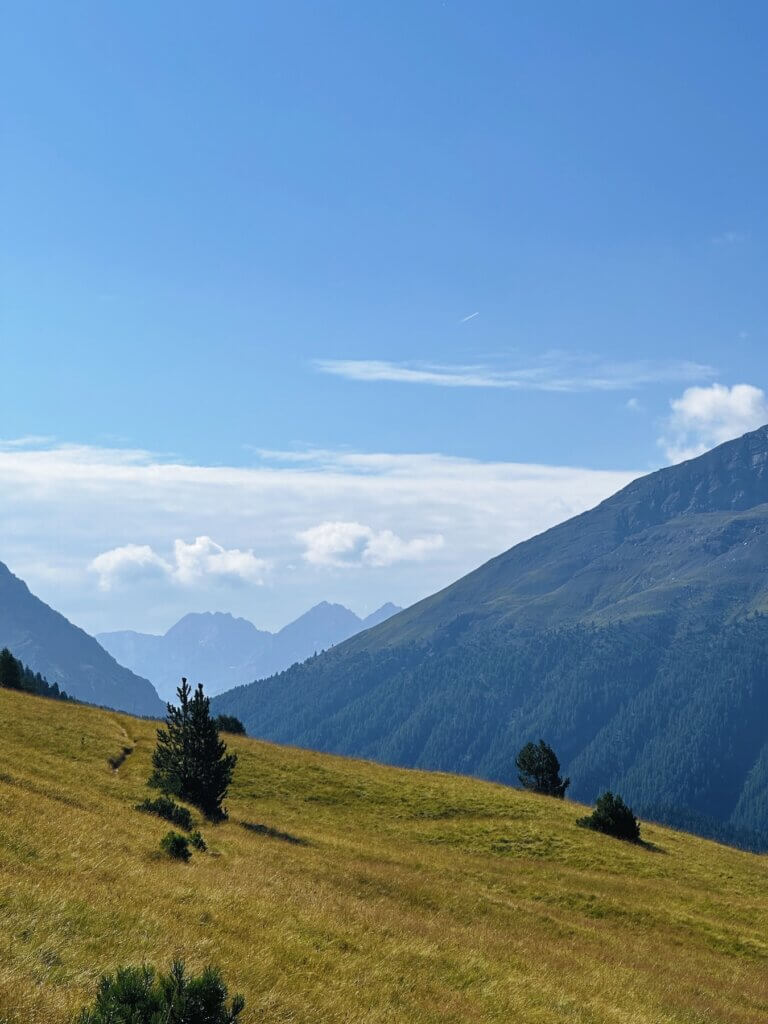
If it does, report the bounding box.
[98,601,401,700]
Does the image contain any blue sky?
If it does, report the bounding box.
[2,2,767,634]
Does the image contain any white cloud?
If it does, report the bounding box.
[299,521,444,568]
[91,544,172,591]
[90,536,268,590]
[0,440,638,633]
[315,358,715,393]
[0,435,56,449]
[660,383,768,462]
[172,536,268,585]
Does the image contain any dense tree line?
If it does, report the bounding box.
[0,647,71,702]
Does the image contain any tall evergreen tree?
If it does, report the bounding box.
[515,739,570,797]
[149,679,237,820]
[186,683,237,819]
[0,648,23,690]
[149,678,193,799]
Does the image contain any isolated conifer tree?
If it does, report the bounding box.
[149,678,193,799]
[149,679,237,820]
[0,648,23,690]
[186,683,237,819]
[515,739,570,797]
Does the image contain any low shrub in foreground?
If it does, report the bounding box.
[136,795,193,830]
[76,958,245,1023]
[160,830,192,861]
[190,829,207,851]
[578,791,641,842]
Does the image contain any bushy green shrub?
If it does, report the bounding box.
[160,831,191,861]
[136,795,193,830]
[76,958,245,1022]
[215,714,246,735]
[190,830,207,851]
[578,791,641,842]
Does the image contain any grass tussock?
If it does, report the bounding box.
[0,687,767,1023]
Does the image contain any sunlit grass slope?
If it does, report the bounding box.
[1,689,766,1024]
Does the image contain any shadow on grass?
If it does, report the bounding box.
[576,818,666,853]
[638,838,666,854]
[107,745,134,771]
[240,820,309,846]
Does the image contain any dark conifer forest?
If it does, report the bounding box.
[0,647,71,702]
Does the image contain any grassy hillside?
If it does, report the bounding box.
[1,689,767,1024]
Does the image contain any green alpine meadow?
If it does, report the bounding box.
[1,685,767,1024]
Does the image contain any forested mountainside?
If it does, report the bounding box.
[0,561,164,716]
[214,426,768,850]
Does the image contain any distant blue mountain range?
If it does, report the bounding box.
[98,601,401,701]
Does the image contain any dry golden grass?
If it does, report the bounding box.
[0,687,766,1023]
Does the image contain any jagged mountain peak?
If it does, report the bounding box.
[98,599,401,701]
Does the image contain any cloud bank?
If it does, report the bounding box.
[299,521,444,568]
[0,441,638,633]
[91,536,269,590]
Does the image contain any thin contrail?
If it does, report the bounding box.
[461,311,480,322]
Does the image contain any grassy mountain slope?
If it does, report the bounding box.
[214,428,768,848]
[1,689,767,1024]
[348,423,768,644]
[0,561,163,717]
